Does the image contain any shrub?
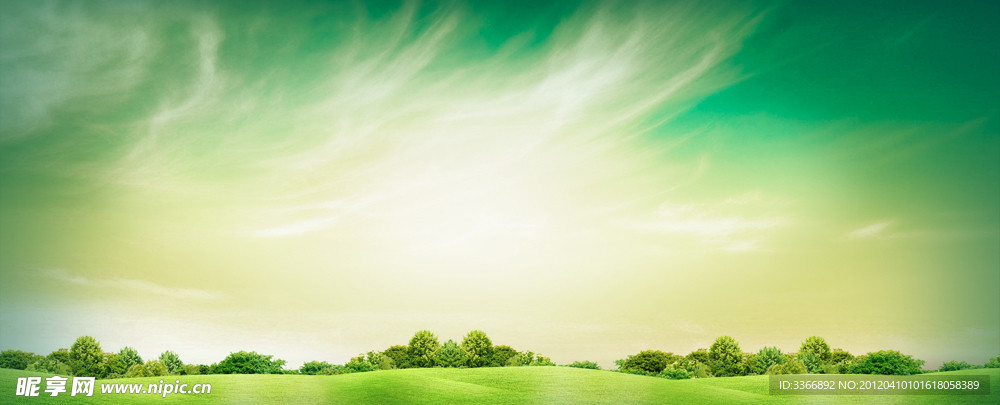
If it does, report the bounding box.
[126,363,151,378]
[300,361,337,375]
[768,358,807,374]
[850,350,924,375]
[675,358,712,378]
[566,361,600,370]
[406,330,441,368]
[344,354,376,373]
[686,349,709,365]
[531,355,555,366]
[830,348,854,364]
[180,364,203,375]
[159,351,183,374]
[70,336,106,377]
[939,361,974,372]
[618,350,679,374]
[749,347,785,375]
[461,330,493,368]
[382,346,410,369]
[437,340,468,368]
[507,351,535,367]
[709,336,744,377]
[798,352,823,374]
[659,366,692,379]
[490,346,518,367]
[27,357,71,375]
[799,336,832,363]
[211,351,286,374]
[984,355,1000,369]
[0,350,42,370]
[108,347,143,377]
[145,360,168,377]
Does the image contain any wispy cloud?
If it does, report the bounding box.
[43,269,226,301]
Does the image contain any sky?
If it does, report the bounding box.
[1,0,997,370]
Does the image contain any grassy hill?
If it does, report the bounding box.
[2,367,997,404]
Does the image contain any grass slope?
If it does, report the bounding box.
[2,367,997,404]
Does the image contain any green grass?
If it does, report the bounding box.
[2,367,997,404]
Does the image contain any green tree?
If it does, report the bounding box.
[108,347,143,377]
[0,350,42,370]
[659,366,692,379]
[799,336,832,363]
[709,336,744,377]
[799,351,823,373]
[70,336,106,377]
[984,355,1000,368]
[566,360,600,370]
[406,330,441,368]
[749,347,785,375]
[438,339,468,368]
[48,348,71,365]
[768,358,807,374]
[490,345,518,367]
[507,351,535,366]
[686,348,709,365]
[382,346,410,369]
[531,354,555,366]
[145,360,168,376]
[159,350,183,374]
[830,348,854,364]
[211,351,286,374]
[366,351,394,370]
[126,363,151,378]
[618,350,679,374]
[850,350,924,375]
[28,357,71,375]
[460,330,493,368]
[344,354,376,373]
[300,361,337,375]
[939,361,974,372]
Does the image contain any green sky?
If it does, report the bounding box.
[1,0,997,369]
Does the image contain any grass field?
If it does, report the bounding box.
[2,367,997,404]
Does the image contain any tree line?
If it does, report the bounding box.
[613,335,1000,379]
[1,332,997,379]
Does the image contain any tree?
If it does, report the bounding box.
[461,330,493,368]
[48,349,71,365]
[70,336,106,377]
[29,357,71,375]
[984,355,1000,369]
[145,360,168,376]
[406,330,441,368]
[366,351,394,370]
[108,347,144,377]
[344,354,376,373]
[159,351,183,374]
[768,358,807,374]
[686,348,709,365]
[709,336,744,377]
[382,346,410,369]
[211,351,286,374]
[659,366,692,379]
[939,361,974,372]
[799,336,832,363]
[300,361,337,375]
[830,348,854,364]
[438,340,468,368]
[531,355,555,366]
[749,347,785,375]
[566,360,600,370]
[850,350,924,375]
[798,352,823,373]
[507,351,535,366]
[618,350,679,374]
[126,363,151,378]
[490,345,518,367]
[0,350,42,370]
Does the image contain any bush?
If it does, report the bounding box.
[344,354,376,373]
[850,350,924,375]
[145,360,168,377]
[490,346,518,367]
[179,364,204,375]
[382,346,410,369]
[799,336,832,363]
[0,350,42,370]
[507,351,535,367]
[659,366,692,379]
[407,330,441,368]
[70,336,106,377]
[618,350,679,374]
[748,347,784,375]
[531,355,555,366]
[461,331,493,368]
[798,352,823,374]
[159,351,183,374]
[300,361,338,375]
[566,361,600,370]
[686,349,709,365]
[126,363,151,378]
[438,340,468,368]
[108,347,143,377]
[939,361,974,372]
[984,355,1000,369]
[211,351,286,374]
[27,357,71,375]
[709,336,745,377]
[675,358,712,378]
[768,358,807,374]
[830,348,854,364]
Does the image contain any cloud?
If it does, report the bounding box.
[43,269,226,301]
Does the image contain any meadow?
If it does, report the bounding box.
[2,367,997,404]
